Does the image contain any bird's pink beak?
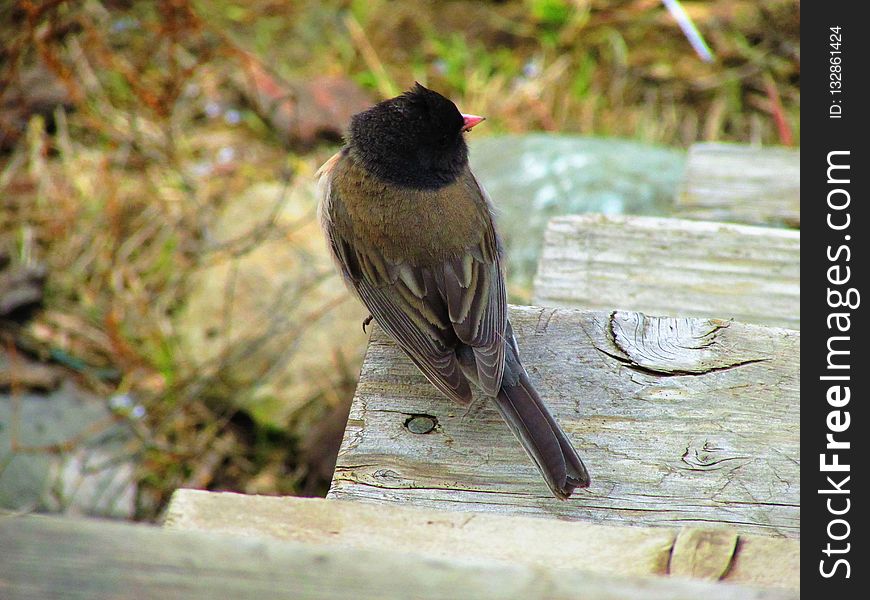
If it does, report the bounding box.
[461,113,486,132]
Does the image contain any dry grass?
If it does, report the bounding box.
[0,0,799,520]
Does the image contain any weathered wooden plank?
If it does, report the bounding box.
[532,215,800,329]
[329,306,799,538]
[670,528,738,580]
[165,489,799,591]
[675,143,800,227]
[0,515,796,600]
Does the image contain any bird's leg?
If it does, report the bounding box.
[362,314,374,333]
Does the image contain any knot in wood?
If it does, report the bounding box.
[405,414,438,434]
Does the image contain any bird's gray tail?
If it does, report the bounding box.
[492,324,590,499]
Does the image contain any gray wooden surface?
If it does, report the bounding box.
[675,143,800,227]
[0,514,797,600]
[329,305,799,538]
[532,215,800,329]
[166,489,800,591]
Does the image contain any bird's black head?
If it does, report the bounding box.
[348,83,480,189]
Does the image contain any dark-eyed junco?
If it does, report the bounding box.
[317,83,589,498]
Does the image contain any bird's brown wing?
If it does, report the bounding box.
[447,172,506,397]
[318,154,506,403]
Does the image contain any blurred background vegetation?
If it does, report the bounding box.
[0,0,798,521]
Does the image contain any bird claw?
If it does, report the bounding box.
[362,314,374,333]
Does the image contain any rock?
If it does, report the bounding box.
[0,381,137,518]
[468,135,686,300]
[235,51,373,147]
[175,180,368,429]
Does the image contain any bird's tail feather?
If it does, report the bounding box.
[456,320,590,499]
[493,368,590,499]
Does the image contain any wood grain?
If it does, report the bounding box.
[329,306,799,538]
[532,215,800,329]
[0,514,797,600]
[165,489,799,590]
[675,143,800,227]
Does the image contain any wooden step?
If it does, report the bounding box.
[532,214,800,329]
[164,489,799,592]
[675,143,799,227]
[0,513,796,600]
[329,305,799,538]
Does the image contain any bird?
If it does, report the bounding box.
[316,82,590,499]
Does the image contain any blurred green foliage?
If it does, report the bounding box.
[190,0,798,144]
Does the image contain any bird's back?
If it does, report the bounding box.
[322,150,494,268]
